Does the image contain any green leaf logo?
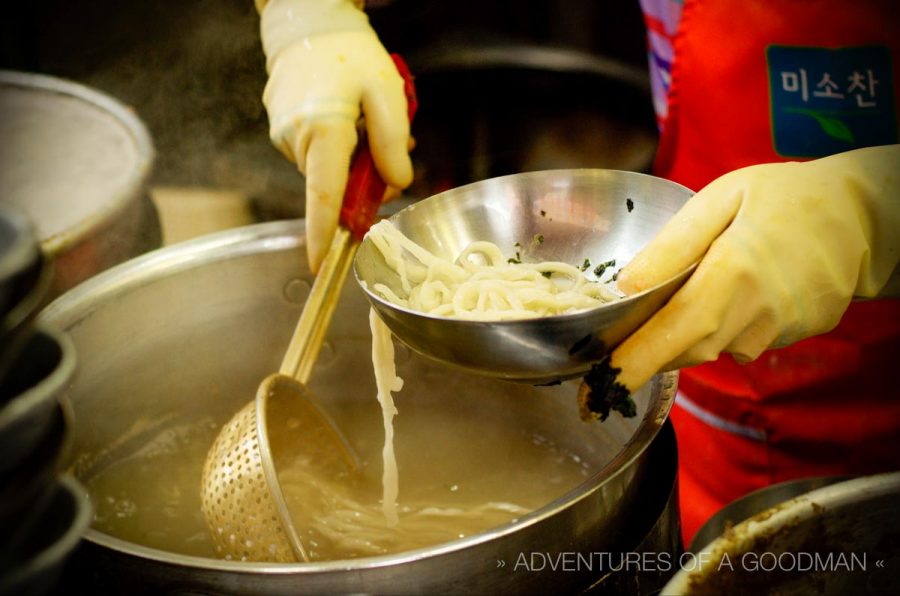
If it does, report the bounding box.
[786,108,855,143]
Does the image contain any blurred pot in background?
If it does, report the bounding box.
[0,71,159,299]
[404,43,657,200]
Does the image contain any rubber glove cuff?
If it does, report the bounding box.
[259,0,370,70]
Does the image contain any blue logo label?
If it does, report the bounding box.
[767,45,897,157]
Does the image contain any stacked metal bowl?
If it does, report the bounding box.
[0,205,91,596]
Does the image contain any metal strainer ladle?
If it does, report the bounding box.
[200,55,417,563]
[199,230,360,562]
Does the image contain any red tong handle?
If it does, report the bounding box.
[339,54,418,241]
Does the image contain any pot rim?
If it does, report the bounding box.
[41,218,677,573]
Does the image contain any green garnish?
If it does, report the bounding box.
[579,359,636,422]
[593,259,616,277]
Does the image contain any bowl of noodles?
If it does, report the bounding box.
[354,169,695,384]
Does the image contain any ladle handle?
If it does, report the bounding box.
[281,54,417,382]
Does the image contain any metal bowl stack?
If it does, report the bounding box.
[0,205,91,596]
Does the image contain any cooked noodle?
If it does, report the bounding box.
[365,220,620,320]
[369,308,402,526]
[279,462,530,560]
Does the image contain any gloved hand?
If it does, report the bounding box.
[258,0,413,272]
[596,144,900,400]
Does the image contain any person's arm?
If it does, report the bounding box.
[581,144,900,411]
[257,0,413,272]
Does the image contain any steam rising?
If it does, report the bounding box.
[2,0,304,219]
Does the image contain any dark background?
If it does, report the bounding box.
[0,0,652,218]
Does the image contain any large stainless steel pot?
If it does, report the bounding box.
[41,220,677,595]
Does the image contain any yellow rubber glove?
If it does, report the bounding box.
[258,0,413,272]
[580,145,900,414]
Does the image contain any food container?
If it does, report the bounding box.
[0,70,159,299]
[0,205,50,384]
[689,476,847,554]
[0,400,71,570]
[0,325,75,478]
[0,205,41,315]
[0,475,93,596]
[42,220,678,594]
[664,472,900,595]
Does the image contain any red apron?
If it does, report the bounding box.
[652,0,900,544]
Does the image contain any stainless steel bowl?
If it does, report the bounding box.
[0,204,49,384]
[0,205,41,315]
[0,474,93,596]
[354,169,694,384]
[0,324,75,478]
[0,400,72,571]
[41,220,679,594]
